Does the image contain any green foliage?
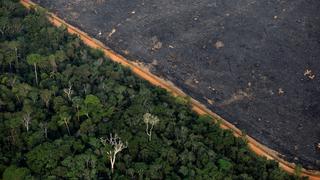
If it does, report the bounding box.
[61,153,97,179]
[295,165,302,177]
[0,1,304,179]
[3,166,30,180]
[26,142,61,174]
[84,94,101,106]
[218,158,233,172]
[26,53,43,65]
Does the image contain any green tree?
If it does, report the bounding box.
[12,83,32,103]
[26,53,44,85]
[61,154,97,179]
[26,143,60,175]
[134,162,148,179]
[72,96,83,122]
[40,89,52,108]
[2,166,31,180]
[0,41,20,71]
[80,94,103,119]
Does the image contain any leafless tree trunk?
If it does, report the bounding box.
[44,125,48,138]
[145,122,154,141]
[49,58,57,72]
[64,117,71,136]
[10,129,17,145]
[34,63,38,85]
[45,99,50,108]
[64,83,73,100]
[9,62,12,71]
[83,84,88,94]
[23,112,31,132]
[9,76,17,87]
[14,47,20,70]
[101,134,127,173]
[143,113,160,141]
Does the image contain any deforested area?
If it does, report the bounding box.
[0,0,307,179]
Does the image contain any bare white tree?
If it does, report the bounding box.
[100,134,127,173]
[143,113,160,141]
[63,83,73,100]
[22,112,31,132]
[59,113,71,136]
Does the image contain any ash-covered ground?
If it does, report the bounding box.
[34,0,320,169]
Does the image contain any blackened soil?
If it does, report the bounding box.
[34,0,320,169]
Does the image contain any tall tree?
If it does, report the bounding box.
[12,83,32,103]
[143,113,160,141]
[0,41,20,71]
[26,54,44,85]
[63,83,73,101]
[80,94,103,119]
[40,89,52,108]
[72,96,83,122]
[48,54,57,73]
[22,103,33,132]
[59,112,71,136]
[100,134,127,173]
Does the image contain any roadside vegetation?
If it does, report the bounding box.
[0,0,305,179]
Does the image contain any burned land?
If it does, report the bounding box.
[34,0,320,169]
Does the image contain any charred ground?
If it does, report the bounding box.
[34,0,320,169]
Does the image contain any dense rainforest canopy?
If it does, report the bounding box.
[0,0,305,179]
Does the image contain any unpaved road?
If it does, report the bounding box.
[34,0,320,169]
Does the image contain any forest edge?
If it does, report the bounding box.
[19,0,320,179]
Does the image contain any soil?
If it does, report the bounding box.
[34,0,320,169]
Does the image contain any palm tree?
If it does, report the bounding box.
[26,54,44,85]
